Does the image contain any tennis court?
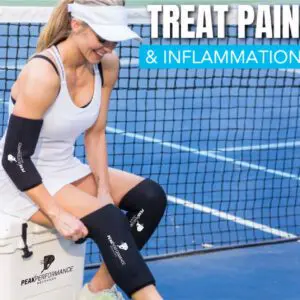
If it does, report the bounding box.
[1,4,300,299]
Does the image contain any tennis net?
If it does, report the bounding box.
[0,6,300,267]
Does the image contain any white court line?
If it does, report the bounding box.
[106,126,300,182]
[0,65,23,70]
[106,126,298,238]
[217,141,300,152]
[167,195,297,239]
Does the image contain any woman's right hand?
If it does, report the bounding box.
[48,206,89,242]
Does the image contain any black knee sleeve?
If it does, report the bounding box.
[119,179,167,249]
[80,204,155,296]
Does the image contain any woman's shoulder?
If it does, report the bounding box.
[11,49,60,111]
[20,49,60,86]
[101,51,119,70]
[100,51,120,88]
[28,48,59,75]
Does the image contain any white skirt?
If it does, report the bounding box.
[0,156,91,221]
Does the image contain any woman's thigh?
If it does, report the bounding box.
[72,168,144,205]
[29,183,104,227]
[30,168,144,227]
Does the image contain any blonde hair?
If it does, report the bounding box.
[36,0,125,52]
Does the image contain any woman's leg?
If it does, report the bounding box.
[71,169,166,299]
[30,170,163,299]
[70,169,144,292]
[29,168,141,226]
[29,171,142,293]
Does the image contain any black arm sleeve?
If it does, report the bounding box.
[2,114,43,191]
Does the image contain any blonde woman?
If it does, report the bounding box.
[0,1,167,299]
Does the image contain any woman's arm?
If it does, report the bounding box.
[85,52,119,200]
[11,58,60,214]
[4,58,87,240]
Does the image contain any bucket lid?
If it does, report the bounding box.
[0,213,58,252]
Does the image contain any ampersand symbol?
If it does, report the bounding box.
[146,50,158,64]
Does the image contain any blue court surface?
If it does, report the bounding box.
[147,243,300,300]
[84,241,300,300]
[1,22,300,299]
[81,63,300,296]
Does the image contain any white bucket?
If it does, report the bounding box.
[0,213,86,300]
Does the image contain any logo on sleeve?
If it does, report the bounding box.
[136,221,144,232]
[117,242,129,251]
[7,154,17,163]
[7,142,26,173]
[129,209,145,232]
[107,235,128,266]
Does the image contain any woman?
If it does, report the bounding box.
[0,0,167,299]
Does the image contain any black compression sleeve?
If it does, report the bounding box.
[81,204,155,296]
[2,114,43,191]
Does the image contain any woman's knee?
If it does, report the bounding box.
[120,178,167,213]
[141,179,167,210]
[118,179,167,250]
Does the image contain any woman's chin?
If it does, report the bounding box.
[93,50,104,61]
[84,50,104,64]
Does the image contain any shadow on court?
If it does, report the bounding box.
[84,241,300,300]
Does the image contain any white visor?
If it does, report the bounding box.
[68,3,142,42]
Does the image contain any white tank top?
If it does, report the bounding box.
[0,46,102,170]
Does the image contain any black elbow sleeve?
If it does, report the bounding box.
[2,114,43,191]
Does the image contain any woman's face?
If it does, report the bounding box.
[72,20,118,63]
[88,27,118,62]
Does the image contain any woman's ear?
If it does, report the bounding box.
[70,18,84,34]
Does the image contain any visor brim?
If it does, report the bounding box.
[91,24,142,42]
